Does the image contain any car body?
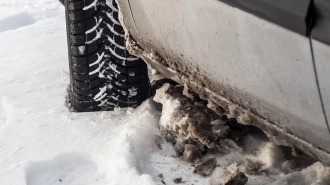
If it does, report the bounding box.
[115,0,330,165]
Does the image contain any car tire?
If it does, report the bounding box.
[64,0,150,112]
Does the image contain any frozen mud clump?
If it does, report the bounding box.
[182,144,202,163]
[209,162,247,185]
[194,157,217,176]
[244,158,263,175]
[173,177,182,184]
[153,83,248,160]
[153,135,164,149]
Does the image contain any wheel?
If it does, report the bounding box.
[64,0,150,112]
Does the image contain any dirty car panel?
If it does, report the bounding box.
[311,0,330,125]
[116,0,330,164]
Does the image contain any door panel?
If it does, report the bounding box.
[311,40,330,128]
[311,0,330,132]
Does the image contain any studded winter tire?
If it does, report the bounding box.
[64,0,150,112]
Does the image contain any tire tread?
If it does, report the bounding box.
[65,0,150,112]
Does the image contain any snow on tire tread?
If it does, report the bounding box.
[65,0,150,112]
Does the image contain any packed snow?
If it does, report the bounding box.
[0,0,330,185]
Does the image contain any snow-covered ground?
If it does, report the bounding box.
[0,1,207,184]
[1,1,330,185]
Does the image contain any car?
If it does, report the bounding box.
[62,0,330,165]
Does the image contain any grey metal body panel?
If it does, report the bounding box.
[311,1,330,127]
[116,0,330,162]
[312,0,330,45]
[312,40,330,128]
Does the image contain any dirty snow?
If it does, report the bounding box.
[0,0,330,185]
[153,84,330,185]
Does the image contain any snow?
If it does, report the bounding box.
[153,84,330,185]
[270,162,330,185]
[0,12,35,33]
[0,1,166,184]
[83,0,98,11]
[78,46,86,55]
[0,0,330,185]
